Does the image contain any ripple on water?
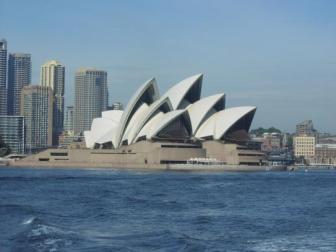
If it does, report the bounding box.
[11,217,76,252]
[250,233,336,252]
[1,168,336,251]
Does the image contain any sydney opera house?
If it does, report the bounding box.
[19,74,265,169]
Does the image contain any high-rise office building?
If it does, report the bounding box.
[296,120,315,136]
[40,60,65,145]
[0,39,7,115]
[74,68,107,135]
[21,86,53,153]
[64,105,74,133]
[8,53,31,115]
[0,116,24,154]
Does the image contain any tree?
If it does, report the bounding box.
[250,127,281,136]
[0,135,11,157]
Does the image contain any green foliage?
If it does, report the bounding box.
[250,127,281,136]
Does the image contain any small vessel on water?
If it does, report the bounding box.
[0,154,26,166]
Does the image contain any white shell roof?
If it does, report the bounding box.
[84,117,119,148]
[163,74,202,109]
[134,112,165,142]
[187,93,225,134]
[127,97,173,145]
[101,110,123,124]
[117,75,201,146]
[195,106,256,140]
[95,126,118,145]
[115,78,159,147]
[123,74,202,144]
[84,131,95,148]
[147,110,187,139]
[121,103,149,144]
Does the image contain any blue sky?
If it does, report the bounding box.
[1,0,335,133]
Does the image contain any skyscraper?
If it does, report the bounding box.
[296,120,316,136]
[21,86,53,153]
[0,39,7,115]
[8,53,31,115]
[64,105,74,133]
[0,116,24,154]
[40,60,65,145]
[74,68,108,135]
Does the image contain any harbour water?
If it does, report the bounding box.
[1,167,336,251]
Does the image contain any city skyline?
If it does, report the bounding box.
[1,0,336,133]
